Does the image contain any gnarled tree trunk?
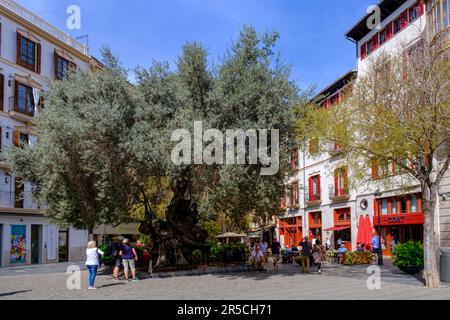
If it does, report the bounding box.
[139,179,208,269]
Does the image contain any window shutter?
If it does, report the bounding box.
[0,73,4,112]
[417,0,424,15]
[54,50,59,79]
[317,175,321,200]
[14,80,19,111]
[343,168,349,195]
[13,130,20,147]
[36,42,41,74]
[334,170,338,197]
[16,32,21,65]
[371,160,379,179]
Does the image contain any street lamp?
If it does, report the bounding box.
[374,189,384,266]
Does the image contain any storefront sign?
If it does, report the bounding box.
[10,225,26,264]
[375,213,424,226]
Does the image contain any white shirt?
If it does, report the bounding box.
[251,250,264,259]
[85,247,104,266]
[259,242,268,254]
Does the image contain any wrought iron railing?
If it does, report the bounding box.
[0,0,89,55]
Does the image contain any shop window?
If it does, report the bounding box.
[411,195,418,212]
[382,198,388,214]
[392,198,397,214]
[400,197,408,213]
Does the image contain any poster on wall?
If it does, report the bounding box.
[47,225,57,261]
[10,225,26,264]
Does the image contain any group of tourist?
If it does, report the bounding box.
[247,238,282,271]
[85,238,140,290]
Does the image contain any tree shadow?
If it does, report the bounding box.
[0,290,32,297]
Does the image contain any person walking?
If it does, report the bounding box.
[119,239,139,282]
[299,236,312,273]
[390,235,398,254]
[85,241,104,290]
[271,238,281,271]
[110,240,122,280]
[371,233,380,263]
[312,240,326,273]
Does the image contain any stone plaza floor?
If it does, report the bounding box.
[0,259,449,300]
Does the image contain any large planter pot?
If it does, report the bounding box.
[398,265,424,275]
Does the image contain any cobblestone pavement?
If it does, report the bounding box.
[0,259,449,300]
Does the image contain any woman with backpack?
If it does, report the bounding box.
[85,241,104,290]
[119,238,139,282]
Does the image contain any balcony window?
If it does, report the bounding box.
[17,33,41,73]
[308,175,321,201]
[427,0,449,40]
[55,52,77,80]
[14,82,35,116]
[309,138,319,155]
[334,167,349,196]
[290,148,299,169]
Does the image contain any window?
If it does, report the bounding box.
[367,39,374,54]
[380,23,393,45]
[392,198,397,214]
[16,33,41,73]
[291,182,299,206]
[308,175,321,201]
[427,0,450,40]
[335,208,351,225]
[411,195,418,212]
[279,188,286,208]
[14,81,35,116]
[334,167,349,196]
[14,177,24,208]
[400,197,408,213]
[290,148,299,168]
[54,51,77,80]
[309,138,319,155]
[382,198,388,214]
[394,10,409,34]
[360,43,367,59]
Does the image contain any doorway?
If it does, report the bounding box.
[58,230,69,262]
[31,225,42,264]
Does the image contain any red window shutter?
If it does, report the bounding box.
[0,73,4,112]
[401,10,408,29]
[308,177,313,201]
[386,23,392,40]
[36,43,41,74]
[317,175,321,200]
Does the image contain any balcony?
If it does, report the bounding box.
[0,190,13,207]
[8,96,36,125]
[329,145,345,156]
[329,185,350,202]
[0,0,89,55]
[305,193,322,207]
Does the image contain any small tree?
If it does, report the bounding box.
[296,33,449,287]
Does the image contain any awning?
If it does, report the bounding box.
[324,226,351,232]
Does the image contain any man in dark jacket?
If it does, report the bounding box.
[299,236,312,273]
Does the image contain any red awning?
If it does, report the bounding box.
[324,226,351,232]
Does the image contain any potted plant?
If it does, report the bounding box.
[392,241,424,274]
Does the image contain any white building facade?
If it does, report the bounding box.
[277,0,450,253]
[0,0,96,267]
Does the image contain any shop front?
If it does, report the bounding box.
[325,208,352,251]
[373,193,424,256]
[278,216,302,248]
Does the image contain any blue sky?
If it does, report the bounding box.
[17,0,374,92]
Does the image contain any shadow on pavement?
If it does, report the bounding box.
[0,290,32,297]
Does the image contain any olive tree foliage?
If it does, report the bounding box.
[135,26,299,266]
[296,33,449,287]
[6,47,138,233]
